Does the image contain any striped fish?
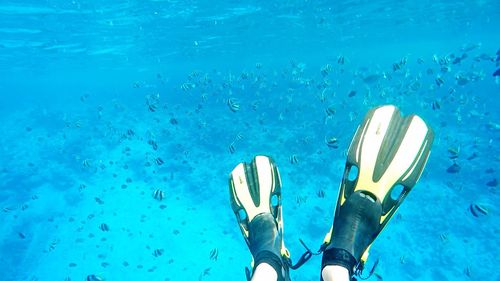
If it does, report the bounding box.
[153,189,165,201]
[227,98,240,112]
[86,275,104,281]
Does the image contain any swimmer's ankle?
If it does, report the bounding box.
[321,265,350,281]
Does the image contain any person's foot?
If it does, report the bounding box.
[321,191,381,277]
[248,213,288,280]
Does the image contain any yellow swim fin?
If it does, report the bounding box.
[321,105,434,278]
[229,156,291,281]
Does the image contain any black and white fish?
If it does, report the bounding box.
[86,274,104,281]
[337,55,345,65]
[99,223,110,232]
[153,248,164,257]
[155,157,164,165]
[227,98,240,112]
[153,189,165,201]
[325,137,339,148]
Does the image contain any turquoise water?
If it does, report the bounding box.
[0,1,499,280]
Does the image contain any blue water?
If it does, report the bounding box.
[0,1,499,280]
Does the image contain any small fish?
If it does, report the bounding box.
[337,55,345,65]
[153,189,165,201]
[486,178,497,187]
[469,203,488,217]
[439,233,448,242]
[447,147,459,159]
[435,76,444,87]
[325,137,338,148]
[80,94,89,102]
[392,57,406,71]
[82,159,91,167]
[431,101,440,110]
[348,90,356,97]
[18,232,26,239]
[209,248,218,261]
[153,248,164,257]
[455,74,469,85]
[229,143,236,154]
[290,155,298,164]
[318,88,327,102]
[148,140,158,150]
[321,64,332,77]
[202,267,211,277]
[47,239,59,252]
[325,105,336,116]
[440,66,450,73]
[438,56,450,66]
[446,163,460,173]
[363,74,383,84]
[493,68,500,77]
[86,274,104,281]
[95,197,104,204]
[227,98,240,112]
[180,82,194,91]
[155,157,164,165]
[399,255,406,264]
[316,190,325,198]
[432,54,439,63]
[464,267,472,277]
[452,55,464,64]
[148,103,157,112]
[251,101,259,111]
[99,223,110,232]
[296,195,307,205]
[234,133,243,142]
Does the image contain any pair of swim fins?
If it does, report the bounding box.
[228,105,434,280]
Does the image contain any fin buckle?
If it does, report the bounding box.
[286,239,323,270]
[354,258,379,280]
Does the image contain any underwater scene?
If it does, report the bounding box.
[0,0,499,280]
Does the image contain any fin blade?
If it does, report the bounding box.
[348,105,433,210]
[229,156,282,243]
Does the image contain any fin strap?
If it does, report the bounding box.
[287,239,321,270]
[287,250,312,270]
[355,258,379,280]
[321,248,357,277]
[253,250,286,281]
